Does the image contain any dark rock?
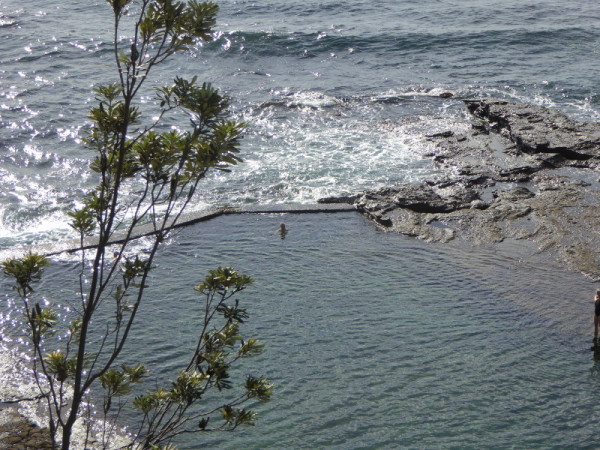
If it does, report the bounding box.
[318,194,360,204]
[357,182,480,215]
[427,130,454,138]
[352,99,600,279]
[464,99,600,160]
[492,187,535,202]
[0,409,53,449]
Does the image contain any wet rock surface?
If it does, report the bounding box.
[325,99,600,280]
[0,407,53,449]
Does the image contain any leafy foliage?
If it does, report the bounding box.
[130,268,272,448]
[2,253,49,295]
[1,1,270,449]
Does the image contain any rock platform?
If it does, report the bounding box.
[323,99,600,280]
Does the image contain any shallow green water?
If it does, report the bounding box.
[2,212,600,448]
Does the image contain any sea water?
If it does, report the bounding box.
[2,0,600,447]
[1,0,600,247]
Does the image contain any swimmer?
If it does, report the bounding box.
[278,223,288,239]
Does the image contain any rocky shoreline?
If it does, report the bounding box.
[0,342,131,450]
[0,407,53,449]
[322,98,600,280]
[2,98,600,448]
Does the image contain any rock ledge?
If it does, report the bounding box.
[326,99,600,279]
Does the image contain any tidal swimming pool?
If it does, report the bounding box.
[2,212,599,448]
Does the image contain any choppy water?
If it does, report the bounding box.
[2,0,600,448]
[1,0,600,248]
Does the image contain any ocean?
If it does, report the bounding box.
[2,0,600,248]
[1,0,600,448]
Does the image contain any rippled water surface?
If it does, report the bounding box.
[150,214,600,449]
[2,0,600,447]
[3,213,598,448]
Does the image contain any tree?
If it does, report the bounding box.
[1,1,271,448]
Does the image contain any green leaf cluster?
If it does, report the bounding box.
[122,255,151,286]
[107,0,133,17]
[100,364,147,396]
[45,350,78,383]
[170,370,209,405]
[100,364,147,413]
[133,388,170,414]
[217,376,274,428]
[129,266,270,443]
[136,0,219,51]
[2,253,49,295]
[195,266,253,296]
[221,405,257,428]
[67,207,96,236]
[1,1,272,447]
[245,375,273,402]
